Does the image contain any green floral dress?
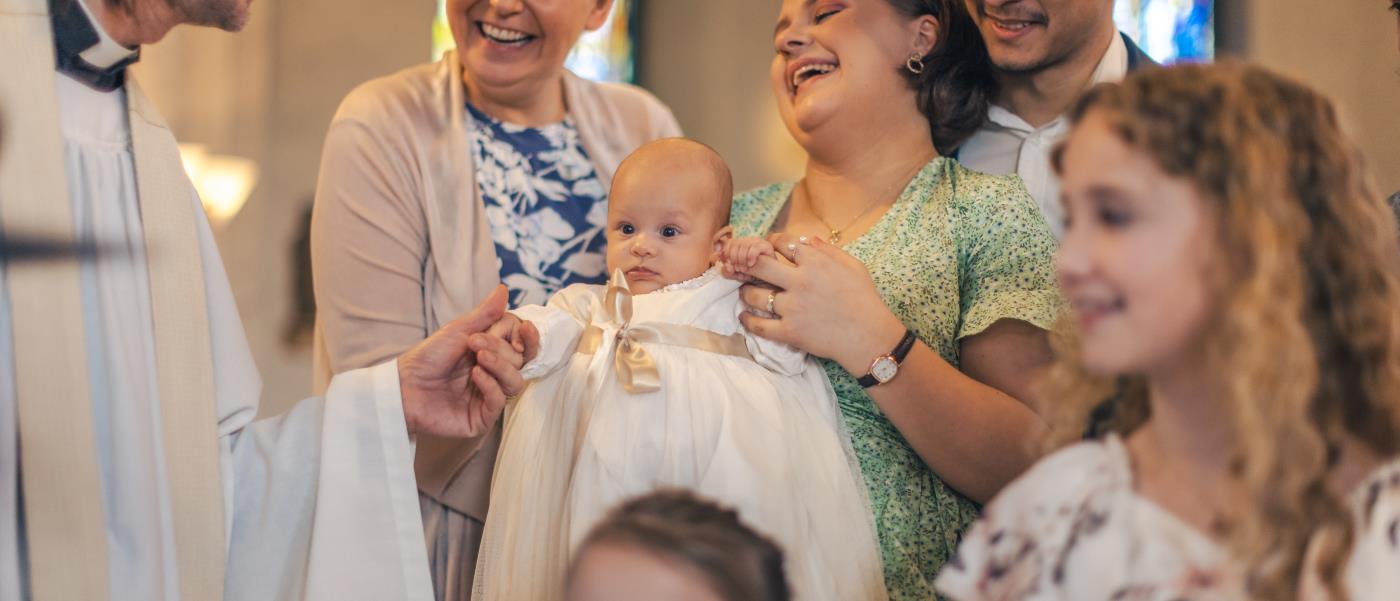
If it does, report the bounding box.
[731,158,1062,600]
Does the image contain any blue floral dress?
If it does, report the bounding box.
[467,103,610,307]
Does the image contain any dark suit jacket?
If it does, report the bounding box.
[1122,32,1158,72]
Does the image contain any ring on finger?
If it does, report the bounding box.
[766,291,777,316]
[786,242,799,257]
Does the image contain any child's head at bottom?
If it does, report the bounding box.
[565,489,790,601]
[606,138,734,294]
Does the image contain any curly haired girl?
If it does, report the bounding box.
[937,62,1400,601]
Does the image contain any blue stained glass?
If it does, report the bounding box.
[1114,0,1214,64]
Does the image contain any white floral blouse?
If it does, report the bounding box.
[936,434,1400,601]
[468,103,610,307]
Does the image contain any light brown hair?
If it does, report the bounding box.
[568,489,790,601]
[1046,62,1400,600]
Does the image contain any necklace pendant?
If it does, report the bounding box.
[830,229,841,243]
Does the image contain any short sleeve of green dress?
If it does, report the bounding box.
[731,158,1062,600]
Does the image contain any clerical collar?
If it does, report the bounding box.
[50,0,140,92]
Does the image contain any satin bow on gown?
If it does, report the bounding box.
[471,269,889,601]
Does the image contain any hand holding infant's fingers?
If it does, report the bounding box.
[484,313,522,351]
[739,238,905,369]
[399,286,516,438]
[729,237,775,269]
[516,319,541,364]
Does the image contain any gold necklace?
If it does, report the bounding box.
[800,180,890,244]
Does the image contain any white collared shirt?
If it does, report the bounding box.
[957,33,1129,238]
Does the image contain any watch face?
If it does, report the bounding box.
[871,357,898,383]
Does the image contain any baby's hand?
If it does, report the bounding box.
[720,237,775,277]
[470,313,541,369]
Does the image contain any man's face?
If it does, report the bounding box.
[168,0,252,32]
[964,0,1113,74]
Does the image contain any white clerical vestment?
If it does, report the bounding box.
[0,2,433,600]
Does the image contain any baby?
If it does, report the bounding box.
[471,139,886,601]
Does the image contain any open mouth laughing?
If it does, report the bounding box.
[787,57,840,95]
[477,21,536,46]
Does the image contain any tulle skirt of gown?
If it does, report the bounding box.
[472,345,887,601]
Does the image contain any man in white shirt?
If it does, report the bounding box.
[957,0,1155,236]
[0,1,534,600]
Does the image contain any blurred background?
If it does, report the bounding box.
[129,0,1399,413]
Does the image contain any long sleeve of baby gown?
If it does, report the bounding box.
[511,285,595,380]
[735,302,808,376]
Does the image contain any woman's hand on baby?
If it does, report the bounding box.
[719,237,776,279]
[736,234,906,374]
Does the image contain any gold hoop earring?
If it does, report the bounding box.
[906,52,925,75]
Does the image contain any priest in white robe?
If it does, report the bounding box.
[0,1,534,600]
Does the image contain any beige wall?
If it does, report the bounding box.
[136,0,436,415]
[132,1,1400,410]
[1238,0,1400,196]
[639,0,803,192]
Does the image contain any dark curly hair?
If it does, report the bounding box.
[885,0,998,154]
[568,489,791,601]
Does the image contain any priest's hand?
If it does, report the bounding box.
[397,286,536,438]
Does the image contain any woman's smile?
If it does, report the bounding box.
[788,57,841,96]
[477,21,537,46]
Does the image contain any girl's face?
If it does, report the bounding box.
[1055,111,1219,376]
[769,0,933,147]
[566,543,725,601]
[448,0,612,93]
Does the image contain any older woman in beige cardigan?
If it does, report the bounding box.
[310,1,680,598]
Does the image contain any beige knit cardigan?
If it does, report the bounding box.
[310,50,681,519]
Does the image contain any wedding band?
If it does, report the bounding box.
[766,292,777,315]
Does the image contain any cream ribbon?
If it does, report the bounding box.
[575,270,751,393]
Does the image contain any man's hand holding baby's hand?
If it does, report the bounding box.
[469,313,542,379]
[720,237,776,279]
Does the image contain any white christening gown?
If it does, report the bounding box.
[472,268,887,601]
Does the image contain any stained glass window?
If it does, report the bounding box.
[1114,0,1214,64]
[432,1,636,83]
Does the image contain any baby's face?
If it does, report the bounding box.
[605,169,728,295]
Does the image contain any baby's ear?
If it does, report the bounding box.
[712,225,734,250]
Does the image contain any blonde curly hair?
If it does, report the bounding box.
[1044,62,1400,600]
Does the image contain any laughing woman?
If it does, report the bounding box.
[310,1,679,599]
[725,0,1061,598]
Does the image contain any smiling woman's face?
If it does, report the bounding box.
[447,0,612,94]
[769,0,931,148]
